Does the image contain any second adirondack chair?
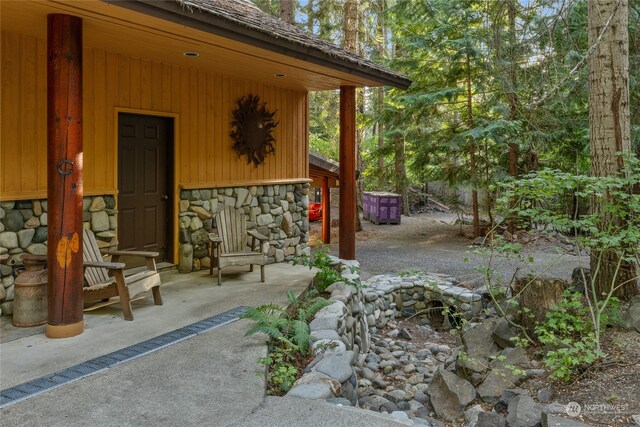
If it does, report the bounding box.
[212,206,269,285]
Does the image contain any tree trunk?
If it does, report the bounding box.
[376,0,387,184]
[394,133,410,215]
[515,275,566,336]
[588,0,638,299]
[466,52,480,238]
[507,0,518,179]
[507,0,519,234]
[280,0,294,24]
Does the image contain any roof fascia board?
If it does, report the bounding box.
[101,0,411,89]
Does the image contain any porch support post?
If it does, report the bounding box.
[339,86,356,260]
[321,176,331,244]
[46,14,84,338]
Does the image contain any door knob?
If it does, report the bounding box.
[161,194,169,200]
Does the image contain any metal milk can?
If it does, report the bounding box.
[12,255,48,327]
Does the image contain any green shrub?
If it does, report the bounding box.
[535,291,621,381]
[258,337,300,394]
[292,251,358,292]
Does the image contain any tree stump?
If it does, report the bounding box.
[514,275,566,335]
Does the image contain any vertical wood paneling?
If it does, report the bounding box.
[214,73,223,181]
[179,67,190,184]
[93,49,107,189]
[129,57,141,108]
[117,55,130,107]
[1,31,310,199]
[105,52,118,190]
[83,49,95,189]
[36,37,47,190]
[221,74,230,181]
[161,63,171,112]
[206,73,215,179]
[189,68,198,183]
[21,35,37,192]
[140,59,152,110]
[198,71,207,183]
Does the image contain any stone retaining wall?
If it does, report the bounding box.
[287,258,484,407]
[177,183,310,272]
[0,196,117,316]
[363,273,484,332]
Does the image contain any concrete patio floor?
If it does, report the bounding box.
[0,263,315,390]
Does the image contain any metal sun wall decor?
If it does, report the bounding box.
[230,94,278,167]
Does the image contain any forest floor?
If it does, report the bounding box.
[309,209,640,426]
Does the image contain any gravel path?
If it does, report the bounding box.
[310,213,581,285]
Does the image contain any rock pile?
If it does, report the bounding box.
[354,317,595,426]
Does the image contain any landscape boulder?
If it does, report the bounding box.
[477,347,530,404]
[622,300,640,333]
[427,366,476,421]
[506,395,542,427]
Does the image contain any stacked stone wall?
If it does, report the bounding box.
[287,258,484,407]
[177,183,310,272]
[0,196,117,316]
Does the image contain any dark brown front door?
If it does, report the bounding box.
[118,113,171,263]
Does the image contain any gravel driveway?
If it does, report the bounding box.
[310,213,581,286]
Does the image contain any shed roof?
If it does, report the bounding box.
[309,151,339,179]
[108,0,411,89]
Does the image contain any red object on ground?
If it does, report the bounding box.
[309,202,322,221]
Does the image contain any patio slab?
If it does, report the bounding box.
[0,263,314,389]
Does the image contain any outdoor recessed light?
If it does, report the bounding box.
[183,51,199,57]
[274,73,287,77]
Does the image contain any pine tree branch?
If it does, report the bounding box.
[529,0,623,109]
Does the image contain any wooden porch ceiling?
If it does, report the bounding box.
[1,0,388,91]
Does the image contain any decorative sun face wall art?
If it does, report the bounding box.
[229,94,279,168]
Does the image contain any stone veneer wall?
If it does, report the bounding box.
[0,196,117,316]
[177,183,310,272]
[286,257,484,406]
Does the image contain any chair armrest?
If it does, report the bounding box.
[84,260,126,270]
[104,250,159,258]
[247,229,269,241]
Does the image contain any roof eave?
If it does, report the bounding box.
[102,0,412,90]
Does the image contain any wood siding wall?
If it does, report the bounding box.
[1,31,309,200]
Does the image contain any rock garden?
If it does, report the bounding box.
[242,253,640,427]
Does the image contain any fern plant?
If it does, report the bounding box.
[242,290,331,356]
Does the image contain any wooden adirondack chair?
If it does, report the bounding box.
[212,206,269,285]
[82,229,163,320]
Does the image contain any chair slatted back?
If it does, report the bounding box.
[217,206,248,254]
[83,229,111,286]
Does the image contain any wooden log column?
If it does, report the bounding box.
[46,14,84,338]
[322,176,331,244]
[339,86,356,260]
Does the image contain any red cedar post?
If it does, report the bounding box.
[339,86,356,260]
[46,14,84,338]
[321,176,331,244]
